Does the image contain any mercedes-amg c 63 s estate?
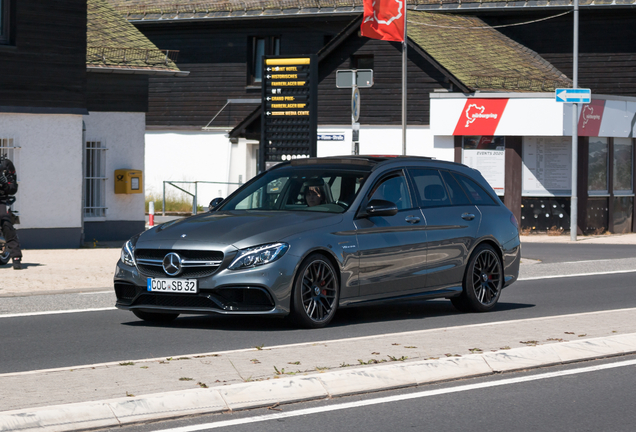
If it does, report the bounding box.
[114,156,520,328]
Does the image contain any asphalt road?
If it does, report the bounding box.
[112,355,636,432]
[1,242,635,374]
[520,242,636,263]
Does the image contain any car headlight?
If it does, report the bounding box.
[229,243,289,270]
[121,239,136,267]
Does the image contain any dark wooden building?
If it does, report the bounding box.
[108,0,636,235]
[0,0,185,248]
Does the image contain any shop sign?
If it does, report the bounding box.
[453,99,508,136]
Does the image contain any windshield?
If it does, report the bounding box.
[220,165,370,213]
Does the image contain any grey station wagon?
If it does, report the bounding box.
[114,156,520,328]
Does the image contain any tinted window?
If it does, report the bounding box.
[454,173,498,205]
[222,167,369,213]
[368,171,411,210]
[441,171,472,205]
[408,169,450,208]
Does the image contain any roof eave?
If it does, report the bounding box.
[87,66,189,77]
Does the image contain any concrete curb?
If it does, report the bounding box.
[3,333,636,432]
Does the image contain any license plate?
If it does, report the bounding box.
[147,278,198,294]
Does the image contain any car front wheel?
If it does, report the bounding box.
[452,244,502,313]
[291,253,339,328]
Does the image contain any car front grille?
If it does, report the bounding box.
[128,287,275,312]
[134,293,219,309]
[135,249,224,278]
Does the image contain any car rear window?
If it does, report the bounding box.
[453,173,498,206]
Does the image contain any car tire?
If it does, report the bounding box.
[291,253,339,329]
[132,309,180,323]
[452,244,503,313]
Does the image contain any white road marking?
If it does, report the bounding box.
[78,291,113,295]
[0,307,116,319]
[518,268,636,281]
[150,359,636,431]
[2,307,635,378]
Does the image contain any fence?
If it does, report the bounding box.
[161,180,244,216]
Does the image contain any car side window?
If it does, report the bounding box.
[440,171,472,205]
[408,169,451,208]
[453,173,498,206]
[368,171,411,210]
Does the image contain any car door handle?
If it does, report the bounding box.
[461,213,475,221]
[405,215,421,224]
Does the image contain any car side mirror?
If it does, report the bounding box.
[359,199,398,218]
[208,197,224,212]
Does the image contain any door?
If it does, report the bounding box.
[408,168,481,290]
[355,170,428,299]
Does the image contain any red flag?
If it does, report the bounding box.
[361,0,405,42]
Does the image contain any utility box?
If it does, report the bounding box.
[114,169,143,194]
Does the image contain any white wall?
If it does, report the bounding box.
[0,113,83,229]
[83,111,146,221]
[317,125,448,160]
[145,131,235,206]
[144,126,448,209]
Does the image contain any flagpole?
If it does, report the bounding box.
[401,4,407,155]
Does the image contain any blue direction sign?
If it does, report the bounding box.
[555,88,591,103]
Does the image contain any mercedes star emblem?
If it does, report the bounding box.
[162,252,183,276]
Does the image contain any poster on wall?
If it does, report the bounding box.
[462,136,505,196]
[522,137,572,196]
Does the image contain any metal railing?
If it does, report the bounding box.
[162,180,243,216]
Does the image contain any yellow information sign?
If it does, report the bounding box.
[265,58,311,66]
[270,103,307,109]
[271,81,307,87]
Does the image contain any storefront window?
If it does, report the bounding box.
[588,137,608,194]
[461,136,505,196]
[613,138,633,194]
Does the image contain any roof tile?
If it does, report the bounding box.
[88,0,180,72]
[407,11,572,91]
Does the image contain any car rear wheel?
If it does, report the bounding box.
[132,309,180,323]
[452,244,502,313]
[291,253,339,329]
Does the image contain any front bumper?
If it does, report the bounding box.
[113,256,295,316]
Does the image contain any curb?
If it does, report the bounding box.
[2,333,636,432]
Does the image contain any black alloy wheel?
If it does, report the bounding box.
[292,253,339,328]
[451,244,502,313]
[132,309,180,323]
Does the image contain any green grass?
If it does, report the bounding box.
[145,194,203,213]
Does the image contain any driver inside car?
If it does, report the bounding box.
[305,186,325,207]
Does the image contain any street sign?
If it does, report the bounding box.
[352,87,360,122]
[555,88,591,104]
[261,55,318,171]
[336,69,374,88]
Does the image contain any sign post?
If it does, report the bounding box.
[260,55,317,172]
[555,85,590,241]
[336,69,374,155]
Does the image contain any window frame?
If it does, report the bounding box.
[364,169,415,212]
[407,168,453,209]
[612,137,634,196]
[0,0,10,45]
[588,137,610,196]
[247,36,281,86]
[451,172,500,207]
[84,140,108,219]
[351,54,374,70]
